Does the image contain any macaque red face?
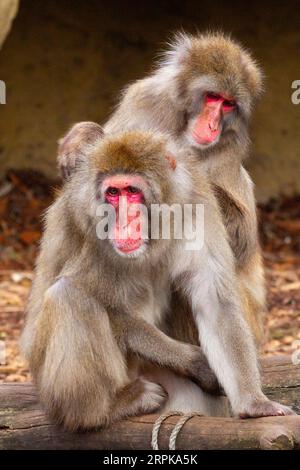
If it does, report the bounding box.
[101,175,148,256]
[190,92,236,147]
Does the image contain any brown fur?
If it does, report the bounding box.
[21,131,221,431]
[58,121,104,180]
[173,32,263,109]
[212,184,257,269]
[103,32,265,345]
[51,127,294,420]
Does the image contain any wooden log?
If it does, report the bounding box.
[0,355,299,450]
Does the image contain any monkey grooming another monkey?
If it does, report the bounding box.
[100,32,266,345]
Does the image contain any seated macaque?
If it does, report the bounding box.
[21,128,294,431]
[21,130,221,430]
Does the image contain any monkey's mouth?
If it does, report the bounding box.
[115,239,144,254]
[192,128,221,147]
[113,216,145,255]
[113,239,148,259]
[185,127,220,150]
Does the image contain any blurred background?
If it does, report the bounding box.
[0,0,299,382]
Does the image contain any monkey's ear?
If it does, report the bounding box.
[165,32,192,67]
[244,58,264,99]
[57,122,104,180]
[165,152,177,171]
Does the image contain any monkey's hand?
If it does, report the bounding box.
[121,315,222,395]
[57,121,103,180]
[188,346,223,395]
[238,398,296,418]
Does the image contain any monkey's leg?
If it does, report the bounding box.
[27,278,166,430]
[116,314,220,394]
[157,292,229,416]
[110,377,167,423]
[180,264,294,417]
[174,209,295,418]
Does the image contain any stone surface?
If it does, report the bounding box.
[0,0,300,201]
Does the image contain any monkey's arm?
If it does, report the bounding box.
[114,314,221,394]
[212,167,260,270]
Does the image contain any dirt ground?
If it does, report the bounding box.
[0,170,300,383]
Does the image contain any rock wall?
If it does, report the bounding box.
[0,0,300,201]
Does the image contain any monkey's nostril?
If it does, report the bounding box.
[209,123,218,132]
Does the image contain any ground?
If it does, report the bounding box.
[0,170,299,383]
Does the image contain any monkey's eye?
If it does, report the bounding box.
[223,99,236,111]
[206,92,220,102]
[126,186,140,194]
[106,187,120,196]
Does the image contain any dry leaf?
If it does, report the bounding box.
[280,281,300,292]
[19,230,41,245]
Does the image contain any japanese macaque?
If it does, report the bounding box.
[28,129,295,432]
[21,131,224,430]
[102,32,266,344]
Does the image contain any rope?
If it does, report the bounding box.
[151,411,203,450]
[151,411,183,450]
[169,412,202,450]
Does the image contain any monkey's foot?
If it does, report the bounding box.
[139,379,167,413]
[239,399,296,418]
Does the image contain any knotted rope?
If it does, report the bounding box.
[151,411,203,450]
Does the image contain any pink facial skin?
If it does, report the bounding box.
[102,175,147,254]
[192,93,236,145]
